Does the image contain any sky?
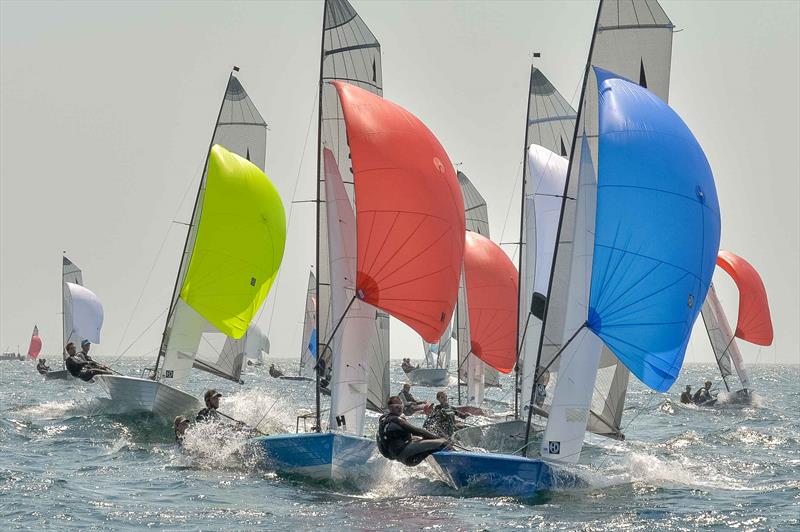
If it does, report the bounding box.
[1,0,798,368]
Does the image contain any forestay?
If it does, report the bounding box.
[533,0,675,442]
[299,271,317,378]
[156,74,281,386]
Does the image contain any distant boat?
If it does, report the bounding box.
[27,325,42,360]
[431,0,721,496]
[407,321,452,387]
[699,250,773,405]
[44,256,104,380]
[251,0,463,481]
[96,68,286,420]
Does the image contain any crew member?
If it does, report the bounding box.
[197,389,222,422]
[680,385,693,404]
[398,383,427,415]
[377,396,450,466]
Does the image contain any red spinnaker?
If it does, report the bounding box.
[463,231,518,373]
[332,81,465,343]
[28,325,42,359]
[716,250,773,346]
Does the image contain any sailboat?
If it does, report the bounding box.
[27,325,42,360]
[408,322,452,387]
[281,270,318,382]
[699,250,772,404]
[430,0,721,496]
[251,0,464,481]
[95,69,286,420]
[241,324,269,369]
[45,256,105,380]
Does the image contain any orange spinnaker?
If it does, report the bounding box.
[463,231,518,373]
[332,81,465,343]
[716,250,773,346]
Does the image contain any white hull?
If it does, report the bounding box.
[95,375,200,420]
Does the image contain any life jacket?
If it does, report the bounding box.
[377,413,409,459]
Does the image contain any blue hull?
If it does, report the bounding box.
[429,451,586,497]
[250,432,375,481]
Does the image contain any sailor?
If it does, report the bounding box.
[77,339,95,362]
[36,358,50,375]
[196,389,222,422]
[401,358,417,374]
[693,380,714,404]
[377,396,450,466]
[423,391,469,437]
[398,383,428,415]
[680,385,693,404]
[174,416,190,444]
[268,363,284,378]
[64,342,113,381]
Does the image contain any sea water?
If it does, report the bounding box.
[1,358,797,530]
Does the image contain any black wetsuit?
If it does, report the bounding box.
[377,413,448,467]
[399,390,423,416]
[65,354,112,382]
[196,407,219,423]
[36,363,50,375]
[693,388,712,405]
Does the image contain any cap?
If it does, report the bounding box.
[204,389,222,402]
[174,415,189,427]
[80,339,91,347]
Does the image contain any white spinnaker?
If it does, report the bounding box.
[519,145,569,416]
[535,0,674,458]
[324,148,375,437]
[158,74,267,386]
[62,256,84,358]
[64,282,104,344]
[701,284,750,390]
[300,271,317,378]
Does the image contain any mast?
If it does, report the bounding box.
[153,70,235,378]
[514,66,536,419]
[314,2,326,433]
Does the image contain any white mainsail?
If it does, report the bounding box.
[535,0,675,461]
[156,73,269,386]
[701,284,750,390]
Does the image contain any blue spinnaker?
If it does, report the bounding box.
[587,67,721,392]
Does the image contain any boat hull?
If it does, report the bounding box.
[250,432,376,481]
[278,375,314,382]
[407,368,449,387]
[428,451,586,497]
[43,369,73,381]
[95,375,200,420]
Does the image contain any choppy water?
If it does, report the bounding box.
[1,358,798,530]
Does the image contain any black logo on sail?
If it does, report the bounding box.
[548,441,561,454]
[336,415,347,428]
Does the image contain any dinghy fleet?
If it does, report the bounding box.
[21,0,775,498]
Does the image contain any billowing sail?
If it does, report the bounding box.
[701,251,772,390]
[463,232,518,374]
[157,73,280,386]
[299,271,317,378]
[62,256,84,355]
[332,81,465,343]
[534,0,675,444]
[316,0,383,380]
[539,66,720,462]
[65,282,104,344]
[28,325,42,359]
[715,251,773,345]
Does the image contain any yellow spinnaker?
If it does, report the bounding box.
[180,144,286,339]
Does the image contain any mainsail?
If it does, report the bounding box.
[315,0,385,433]
[62,256,84,358]
[28,325,42,359]
[155,72,284,386]
[531,0,675,441]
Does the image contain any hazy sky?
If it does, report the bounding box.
[1,1,798,368]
